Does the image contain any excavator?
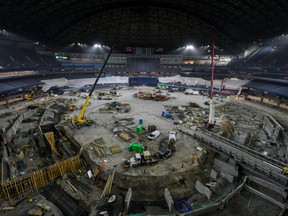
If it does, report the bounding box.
[25,86,43,101]
[25,89,36,101]
[71,47,114,128]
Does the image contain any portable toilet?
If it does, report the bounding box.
[136,125,143,133]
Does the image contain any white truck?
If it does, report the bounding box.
[125,152,159,168]
[168,131,177,152]
[169,131,177,142]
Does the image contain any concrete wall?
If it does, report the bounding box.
[5,108,39,141]
[195,180,212,199]
[263,115,283,142]
[213,158,239,177]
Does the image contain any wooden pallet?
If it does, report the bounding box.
[110,145,122,154]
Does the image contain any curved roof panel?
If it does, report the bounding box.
[1,0,288,51]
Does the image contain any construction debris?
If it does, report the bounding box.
[88,138,110,158]
[110,145,122,154]
[99,101,131,113]
[101,170,115,198]
[133,89,170,101]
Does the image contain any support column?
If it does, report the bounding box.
[208,30,215,125]
[260,97,264,104]
[164,188,174,212]
[125,188,132,214]
[209,100,215,125]
[277,99,280,108]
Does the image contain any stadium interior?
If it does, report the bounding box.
[0,0,288,215]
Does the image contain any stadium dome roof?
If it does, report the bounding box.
[1,0,288,52]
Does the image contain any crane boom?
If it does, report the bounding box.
[72,47,114,126]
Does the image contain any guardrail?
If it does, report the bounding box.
[180,128,288,186]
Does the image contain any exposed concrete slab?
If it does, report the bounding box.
[14,137,30,146]
[220,171,234,183]
[210,169,218,179]
[20,123,35,134]
[164,188,174,212]
[195,180,212,199]
[214,158,239,177]
[125,188,132,213]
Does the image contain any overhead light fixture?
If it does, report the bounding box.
[186,45,195,50]
[94,43,101,48]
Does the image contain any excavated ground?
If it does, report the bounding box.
[64,87,225,200]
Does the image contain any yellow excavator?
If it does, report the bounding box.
[25,89,36,101]
[71,47,114,128]
[25,86,43,101]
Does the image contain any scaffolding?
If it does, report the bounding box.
[0,155,81,204]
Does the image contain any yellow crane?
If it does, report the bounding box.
[71,47,114,128]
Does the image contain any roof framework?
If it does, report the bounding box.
[1,0,288,51]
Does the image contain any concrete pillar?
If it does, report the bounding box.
[125,188,132,214]
[164,188,174,212]
[260,97,264,104]
[277,99,280,108]
[195,180,212,199]
[5,98,9,106]
[208,99,215,125]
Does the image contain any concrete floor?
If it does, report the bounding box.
[64,87,220,200]
[1,85,287,215]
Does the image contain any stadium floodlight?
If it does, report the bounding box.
[186,45,195,50]
[94,43,101,48]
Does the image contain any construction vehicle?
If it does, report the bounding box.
[282,167,288,175]
[169,131,177,142]
[124,151,159,168]
[168,131,177,152]
[25,89,36,101]
[162,111,174,119]
[25,86,43,101]
[71,47,114,128]
[154,149,172,160]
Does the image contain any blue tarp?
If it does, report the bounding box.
[244,80,288,99]
[0,78,41,95]
[0,83,14,92]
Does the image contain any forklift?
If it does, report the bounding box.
[71,47,114,128]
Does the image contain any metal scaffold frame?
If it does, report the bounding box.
[0,155,81,204]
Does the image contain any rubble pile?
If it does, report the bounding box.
[133,90,170,101]
[99,101,131,113]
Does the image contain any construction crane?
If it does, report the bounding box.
[71,47,114,128]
